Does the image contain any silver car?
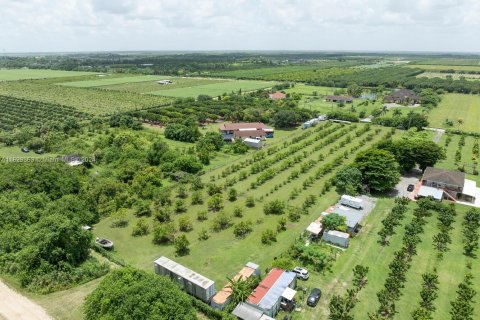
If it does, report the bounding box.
[292,266,309,280]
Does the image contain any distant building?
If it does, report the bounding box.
[325,95,353,103]
[211,262,260,310]
[154,256,216,302]
[219,122,274,141]
[268,92,286,100]
[322,230,350,248]
[383,89,421,105]
[245,268,297,318]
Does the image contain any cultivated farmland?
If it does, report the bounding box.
[149,80,275,97]
[0,80,173,115]
[0,69,93,81]
[58,75,171,87]
[428,93,480,132]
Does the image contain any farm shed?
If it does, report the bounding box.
[417,185,443,201]
[322,230,350,248]
[332,207,364,234]
[211,262,261,310]
[219,122,268,141]
[243,138,263,149]
[232,302,263,320]
[246,268,297,317]
[154,256,216,302]
[305,222,323,237]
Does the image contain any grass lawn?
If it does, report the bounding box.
[149,80,275,98]
[417,72,480,81]
[0,69,93,81]
[428,94,480,132]
[284,84,336,96]
[102,77,228,94]
[57,75,171,87]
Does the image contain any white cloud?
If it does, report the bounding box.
[0,0,478,52]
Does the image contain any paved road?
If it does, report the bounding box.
[424,127,445,143]
[0,280,51,320]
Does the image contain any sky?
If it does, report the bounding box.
[0,0,479,53]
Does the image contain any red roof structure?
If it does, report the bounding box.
[247,268,284,305]
[269,92,286,100]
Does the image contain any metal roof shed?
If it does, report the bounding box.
[154,256,216,302]
[333,207,364,229]
[306,222,323,236]
[417,186,443,201]
[232,303,263,320]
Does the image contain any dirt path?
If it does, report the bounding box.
[0,280,51,320]
[424,127,445,143]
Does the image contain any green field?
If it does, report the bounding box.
[58,75,171,87]
[149,80,275,97]
[102,77,229,94]
[0,69,93,81]
[408,64,480,72]
[0,80,173,115]
[417,72,480,81]
[428,93,480,132]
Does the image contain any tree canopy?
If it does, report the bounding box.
[354,149,400,192]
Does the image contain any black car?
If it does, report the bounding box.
[21,147,29,153]
[307,288,321,307]
[407,184,415,192]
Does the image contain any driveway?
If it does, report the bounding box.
[0,280,51,320]
[390,173,421,199]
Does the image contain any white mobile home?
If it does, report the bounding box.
[322,230,350,248]
[340,195,363,210]
[243,138,263,149]
[154,256,216,302]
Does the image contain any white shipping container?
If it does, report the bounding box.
[340,195,363,209]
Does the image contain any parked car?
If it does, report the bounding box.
[292,266,309,280]
[21,147,29,153]
[307,288,321,307]
[34,148,45,154]
[407,184,415,192]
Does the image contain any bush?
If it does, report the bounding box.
[233,220,253,239]
[322,213,347,231]
[174,235,190,256]
[131,218,150,237]
[191,191,204,205]
[228,188,237,201]
[152,222,176,244]
[174,199,187,213]
[207,183,222,196]
[134,201,152,217]
[261,229,277,245]
[110,209,129,228]
[245,196,255,208]
[154,207,172,222]
[208,194,224,212]
[198,228,209,241]
[287,206,302,222]
[233,206,244,218]
[178,216,193,232]
[277,217,287,232]
[211,211,233,232]
[197,210,208,221]
[263,199,286,215]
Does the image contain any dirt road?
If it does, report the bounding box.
[0,280,51,320]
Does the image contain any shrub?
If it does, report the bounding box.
[233,220,253,239]
[208,194,224,212]
[233,206,244,218]
[178,216,193,232]
[198,228,209,241]
[110,209,129,228]
[174,199,187,213]
[174,235,190,256]
[261,229,277,245]
[191,191,204,205]
[322,213,347,231]
[287,206,302,222]
[207,183,222,196]
[277,217,287,233]
[211,211,233,232]
[154,207,171,222]
[263,199,286,215]
[132,218,150,237]
[228,188,237,202]
[197,210,208,221]
[152,222,176,244]
[245,196,255,208]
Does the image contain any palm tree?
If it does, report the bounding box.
[393,109,402,117]
[226,276,257,306]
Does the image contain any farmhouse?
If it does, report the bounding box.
[157,79,173,84]
[419,167,477,203]
[383,89,421,105]
[268,92,286,100]
[211,262,261,310]
[325,95,353,103]
[219,122,274,141]
[154,256,216,302]
[245,268,297,318]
